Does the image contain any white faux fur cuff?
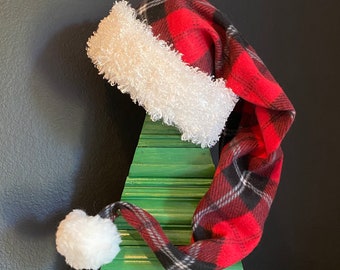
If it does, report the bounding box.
[87,1,238,147]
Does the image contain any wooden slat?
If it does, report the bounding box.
[120,229,192,246]
[128,164,215,178]
[124,177,212,187]
[122,186,209,199]
[138,134,199,148]
[101,116,243,270]
[133,147,212,164]
[141,118,181,135]
[104,245,244,270]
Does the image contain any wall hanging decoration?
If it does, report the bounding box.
[56,1,295,269]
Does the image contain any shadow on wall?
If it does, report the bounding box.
[22,22,144,268]
[34,21,145,210]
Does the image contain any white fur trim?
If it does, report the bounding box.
[56,210,121,270]
[87,1,239,147]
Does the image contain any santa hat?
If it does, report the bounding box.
[56,1,295,269]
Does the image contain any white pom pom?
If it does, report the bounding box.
[56,209,122,270]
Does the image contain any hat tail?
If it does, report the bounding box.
[100,201,223,270]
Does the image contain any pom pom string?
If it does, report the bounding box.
[101,201,218,270]
[98,202,121,221]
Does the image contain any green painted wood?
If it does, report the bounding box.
[119,227,192,246]
[102,116,243,270]
[141,118,181,135]
[122,186,209,199]
[115,211,194,227]
[104,256,243,270]
[133,147,212,164]
[124,177,212,187]
[128,164,215,178]
[103,259,243,270]
[138,134,199,148]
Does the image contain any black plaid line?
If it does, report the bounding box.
[155,243,217,270]
[222,157,271,210]
[138,0,167,24]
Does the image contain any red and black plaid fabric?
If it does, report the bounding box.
[102,0,295,269]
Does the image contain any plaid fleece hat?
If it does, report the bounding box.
[56,1,295,269]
